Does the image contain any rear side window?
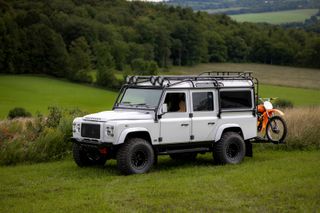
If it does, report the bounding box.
[192,92,214,111]
[220,90,252,109]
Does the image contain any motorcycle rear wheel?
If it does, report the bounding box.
[266,116,287,144]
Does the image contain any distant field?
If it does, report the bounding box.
[1,71,319,118]
[0,75,117,119]
[168,63,320,89]
[203,7,246,14]
[0,150,319,212]
[230,9,319,24]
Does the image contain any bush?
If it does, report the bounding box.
[274,99,294,108]
[7,107,32,119]
[0,106,85,165]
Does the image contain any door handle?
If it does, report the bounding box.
[208,122,215,125]
[181,123,189,127]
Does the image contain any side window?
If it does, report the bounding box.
[220,90,252,109]
[192,92,214,111]
[164,93,186,112]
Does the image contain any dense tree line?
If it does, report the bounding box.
[0,0,319,88]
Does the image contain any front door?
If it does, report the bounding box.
[160,91,191,143]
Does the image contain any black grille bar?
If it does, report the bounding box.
[81,123,100,139]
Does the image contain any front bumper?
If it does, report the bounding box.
[71,137,113,148]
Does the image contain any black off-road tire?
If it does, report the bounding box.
[266,116,287,144]
[169,153,198,161]
[72,143,106,167]
[213,132,246,164]
[117,138,154,175]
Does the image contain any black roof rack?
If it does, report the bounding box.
[126,71,254,88]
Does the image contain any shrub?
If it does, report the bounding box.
[7,107,31,119]
[274,99,293,108]
[0,107,85,165]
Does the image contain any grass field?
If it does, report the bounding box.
[0,75,118,119]
[230,9,319,24]
[0,149,319,212]
[168,63,320,89]
[1,68,320,118]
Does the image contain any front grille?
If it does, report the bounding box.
[81,123,100,139]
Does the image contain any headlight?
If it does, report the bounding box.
[106,125,114,137]
[73,123,81,133]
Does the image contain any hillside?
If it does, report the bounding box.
[1,66,320,118]
[0,75,117,119]
[1,0,320,88]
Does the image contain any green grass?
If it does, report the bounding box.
[168,63,320,90]
[0,75,118,119]
[0,149,319,212]
[260,85,320,106]
[230,9,319,24]
[1,69,319,118]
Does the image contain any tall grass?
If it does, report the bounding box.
[284,107,320,150]
[0,107,85,165]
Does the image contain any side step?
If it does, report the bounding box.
[158,147,210,155]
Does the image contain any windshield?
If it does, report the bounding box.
[118,88,162,109]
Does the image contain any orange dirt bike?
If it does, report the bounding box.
[257,98,288,144]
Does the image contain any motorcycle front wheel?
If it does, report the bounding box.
[266,116,288,144]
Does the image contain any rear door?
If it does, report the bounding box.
[191,90,218,142]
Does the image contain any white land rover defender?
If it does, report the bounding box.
[72,72,258,175]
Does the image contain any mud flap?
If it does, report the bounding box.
[245,141,253,157]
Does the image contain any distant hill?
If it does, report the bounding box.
[167,0,320,15]
[1,0,320,85]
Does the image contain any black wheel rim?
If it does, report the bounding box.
[131,149,148,169]
[226,143,240,159]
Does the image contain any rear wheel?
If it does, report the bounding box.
[117,138,154,175]
[72,143,106,167]
[266,116,287,144]
[213,132,246,164]
[169,153,198,161]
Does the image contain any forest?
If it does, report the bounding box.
[0,0,320,88]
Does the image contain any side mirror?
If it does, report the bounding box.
[161,103,168,114]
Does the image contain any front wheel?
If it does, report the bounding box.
[117,138,154,175]
[266,116,287,144]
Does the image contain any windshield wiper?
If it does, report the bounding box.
[119,101,134,106]
[135,103,153,108]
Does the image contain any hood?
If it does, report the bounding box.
[83,110,153,122]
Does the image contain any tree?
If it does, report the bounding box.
[206,31,227,62]
[226,35,249,62]
[94,42,118,88]
[112,40,129,71]
[131,58,158,75]
[25,24,71,77]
